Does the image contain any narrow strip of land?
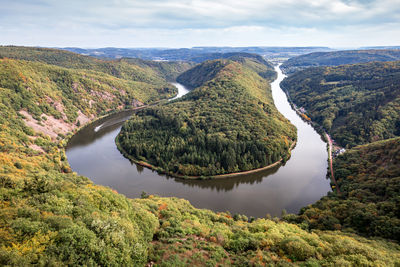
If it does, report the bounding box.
[326,133,341,195]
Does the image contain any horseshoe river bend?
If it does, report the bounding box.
[66,66,331,218]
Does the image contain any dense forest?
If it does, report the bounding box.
[1,47,399,266]
[284,137,400,242]
[117,56,296,177]
[281,57,400,243]
[281,61,400,147]
[281,49,400,74]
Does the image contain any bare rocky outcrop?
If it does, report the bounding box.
[72,82,80,92]
[76,110,93,126]
[19,110,74,139]
[132,99,144,107]
[29,144,45,153]
[90,90,115,101]
[19,110,93,140]
[88,99,95,108]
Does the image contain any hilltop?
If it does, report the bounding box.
[176,53,276,87]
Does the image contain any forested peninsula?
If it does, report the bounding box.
[117,55,296,177]
[0,47,399,266]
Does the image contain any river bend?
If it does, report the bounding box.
[66,66,331,217]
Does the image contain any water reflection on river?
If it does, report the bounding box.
[66,66,331,217]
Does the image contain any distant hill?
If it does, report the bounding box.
[281,60,400,147]
[117,55,296,177]
[281,49,400,74]
[362,46,400,50]
[62,46,333,61]
[285,137,400,241]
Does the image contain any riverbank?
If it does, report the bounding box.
[279,73,342,194]
[325,133,341,195]
[282,92,343,194]
[62,96,172,148]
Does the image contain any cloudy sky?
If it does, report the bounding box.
[1,0,400,48]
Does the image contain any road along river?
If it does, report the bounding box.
[66,66,331,217]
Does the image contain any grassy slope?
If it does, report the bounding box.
[117,58,296,176]
[281,49,400,74]
[284,137,400,242]
[281,61,400,147]
[0,48,399,266]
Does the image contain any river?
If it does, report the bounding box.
[66,66,331,218]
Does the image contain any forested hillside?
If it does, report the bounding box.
[0,47,178,265]
[281,61,400,147]
[281,49,400,74]
[0,46,192,86]
[176,59,228,89]
[281,58,400,242]
[1,47,399,266]
[117,57,297,177]
[123,58,195,81]
[284,137,400,242]
[0,58,176,123]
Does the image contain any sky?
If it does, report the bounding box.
[1,0,400,48]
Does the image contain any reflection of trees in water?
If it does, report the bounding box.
[168,165,281,192]
[135,164,144,174]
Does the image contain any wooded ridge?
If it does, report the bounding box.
[117,56,296,177]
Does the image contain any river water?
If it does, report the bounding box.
[66,66,331,217]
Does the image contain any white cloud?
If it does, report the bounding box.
[0,0,399,47]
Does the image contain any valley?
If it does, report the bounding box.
[0,46,399,266]
[3,0,400,264]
